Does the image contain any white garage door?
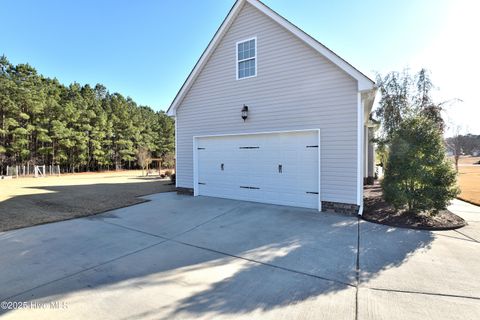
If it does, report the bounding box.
[194,130,320,210]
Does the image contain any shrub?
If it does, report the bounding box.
[382,116,459,214]
[170,173,176,184]
[164,170,172,177]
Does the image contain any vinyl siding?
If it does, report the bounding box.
[175,2,359,204]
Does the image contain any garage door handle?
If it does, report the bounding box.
[278,164,282,173]
[221,163,224,171]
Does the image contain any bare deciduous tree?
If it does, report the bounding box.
[446,126,464,172]
[136,147,152,176]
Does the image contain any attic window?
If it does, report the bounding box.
[236,38,256,79]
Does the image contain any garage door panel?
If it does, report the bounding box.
[196,131,319,209]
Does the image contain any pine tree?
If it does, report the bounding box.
[383,116,459,214]
[0,55,175,174]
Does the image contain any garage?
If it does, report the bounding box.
[193,130,320,210]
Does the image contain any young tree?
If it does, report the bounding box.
[446,126,464,172]
[414,69,445,131]
[136,146,151,176]
[375,68,449,142]
[375,70,411,141]
[382,116,459,214]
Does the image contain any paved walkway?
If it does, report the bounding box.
[0,194,479,319]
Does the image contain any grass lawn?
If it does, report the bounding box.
[457,156,480,206]
[0,170,175,232]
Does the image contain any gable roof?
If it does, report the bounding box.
[167,0,375,116]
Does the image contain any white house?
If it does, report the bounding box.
[167,0,376,215]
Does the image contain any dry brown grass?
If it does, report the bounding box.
[456,156,480,206]
[0,170,175,231]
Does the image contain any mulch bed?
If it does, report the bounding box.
[362,183,466,230]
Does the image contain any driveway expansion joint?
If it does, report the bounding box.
[96,212,356,289]
[170,203,247,240]
[172,238,356,288]
[435,232,478,243]
[454,229,479,243]
[365,286,480,301]
[355,217,360,320]
[99,220,170,240]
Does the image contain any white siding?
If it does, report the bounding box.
[176,2,359,204]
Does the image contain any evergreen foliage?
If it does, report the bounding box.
[382,116,459,214]
[0,55,175,173]
[376,68,460,214]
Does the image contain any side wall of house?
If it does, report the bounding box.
[176,2,359,205]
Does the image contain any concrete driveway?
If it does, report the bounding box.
[0,193,479,319]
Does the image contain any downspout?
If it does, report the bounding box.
[357,92,364,216]
[358,204,363,216]
[357,87,377,216]
[174,115,178,188]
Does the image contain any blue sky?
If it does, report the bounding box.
[1,0,479,135]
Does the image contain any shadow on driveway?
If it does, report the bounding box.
[0,192,434,318]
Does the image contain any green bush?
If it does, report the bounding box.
[382,116,459,214]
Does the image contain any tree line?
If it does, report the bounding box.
[446,134,480,156]
[0,55,174,174]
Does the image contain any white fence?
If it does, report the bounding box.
[4,165,60,178]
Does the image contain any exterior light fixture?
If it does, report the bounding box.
[242,105,248,121]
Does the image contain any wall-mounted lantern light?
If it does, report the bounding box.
[242,105,249,122]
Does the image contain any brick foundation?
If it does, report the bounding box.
[321,201,359,215]
[176,187,194,195]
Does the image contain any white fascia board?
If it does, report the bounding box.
[246,0,375,91]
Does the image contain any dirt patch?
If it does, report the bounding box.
[0,171,175,232]
[362,183,466,230]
